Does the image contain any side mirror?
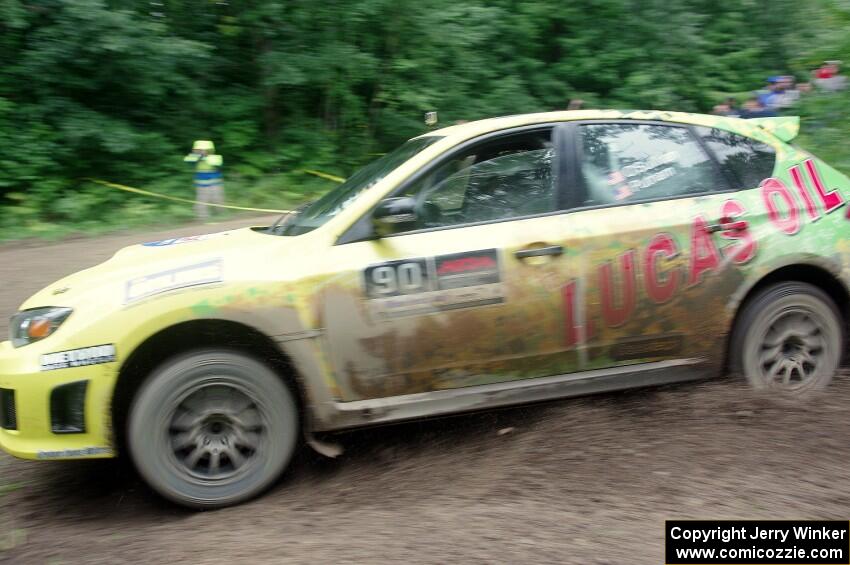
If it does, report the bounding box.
[373,197,419,236]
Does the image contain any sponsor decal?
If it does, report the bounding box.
[644,233,680,303]
[435,250,501,289]
[718,199,757,264]
[141,233,224,247]
[760,158,846,234]
[620,150,678,179]
[125,258,223,304]
[563,157,849,349]
[364,249,503,318]
[364,257,431,299]
[37,447,113,459]
[761,177,801,235]
[563,206,746,347]
[41,344,116,371]
[689,215,722,285]
[606,151,679,200]
[599,249,637,327]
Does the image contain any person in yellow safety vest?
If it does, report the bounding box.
[184,140,224,219]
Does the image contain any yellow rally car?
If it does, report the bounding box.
[3,110,850,508]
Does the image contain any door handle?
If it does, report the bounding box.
[705,216,748,233]
[514,245,564,259]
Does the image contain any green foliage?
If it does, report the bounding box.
[0,0,846,239]
[784,1,850,175]
[796,91,850,174]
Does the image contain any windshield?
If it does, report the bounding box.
[277,136,443,235]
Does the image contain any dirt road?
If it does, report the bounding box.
[2,218,850,564]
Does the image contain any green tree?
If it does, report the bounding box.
[0,0,838,238]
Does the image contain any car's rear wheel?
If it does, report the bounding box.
[127,349,298,509]
[731,282,843,393]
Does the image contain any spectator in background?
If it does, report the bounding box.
[567,99,584,110]
[773,76,800,108]
[757,77,782,110]
[184,140,224,220]
[813,61,847,92]
[739,98,777,119]
[815,61,839,79]
[712,103,728,116]
[712,102,733,116]
[755,76,801,110]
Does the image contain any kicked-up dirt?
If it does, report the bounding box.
[1,217,850,564]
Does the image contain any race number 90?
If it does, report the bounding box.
[364,258,431,298]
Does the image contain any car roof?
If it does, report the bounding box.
[417,109,796,144]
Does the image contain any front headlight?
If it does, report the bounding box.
[10,307,73,348]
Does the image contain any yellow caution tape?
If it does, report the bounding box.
[300,169,346,183]
[83,178,292,214]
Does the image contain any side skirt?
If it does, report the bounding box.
[315,358,711,431]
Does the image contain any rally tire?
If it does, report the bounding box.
[127,349,298,509]
[731,282,843,394]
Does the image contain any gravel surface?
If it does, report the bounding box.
[1,217,849,564]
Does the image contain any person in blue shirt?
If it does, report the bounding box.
[756,77,782,109]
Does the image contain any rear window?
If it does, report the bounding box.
[696,126,776,190]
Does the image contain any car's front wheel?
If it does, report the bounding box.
[127,349,298,508]
[731,281,844,393]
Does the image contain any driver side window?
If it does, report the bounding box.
[400,128,557,229]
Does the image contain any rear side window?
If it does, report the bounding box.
[578,123,728,207]
[696,126,776,190]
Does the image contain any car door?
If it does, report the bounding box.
[565,121,759,371]
[318,125,587,402]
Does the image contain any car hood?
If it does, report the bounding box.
[19,227,279,311]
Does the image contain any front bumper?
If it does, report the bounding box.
[0,340,116,460]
